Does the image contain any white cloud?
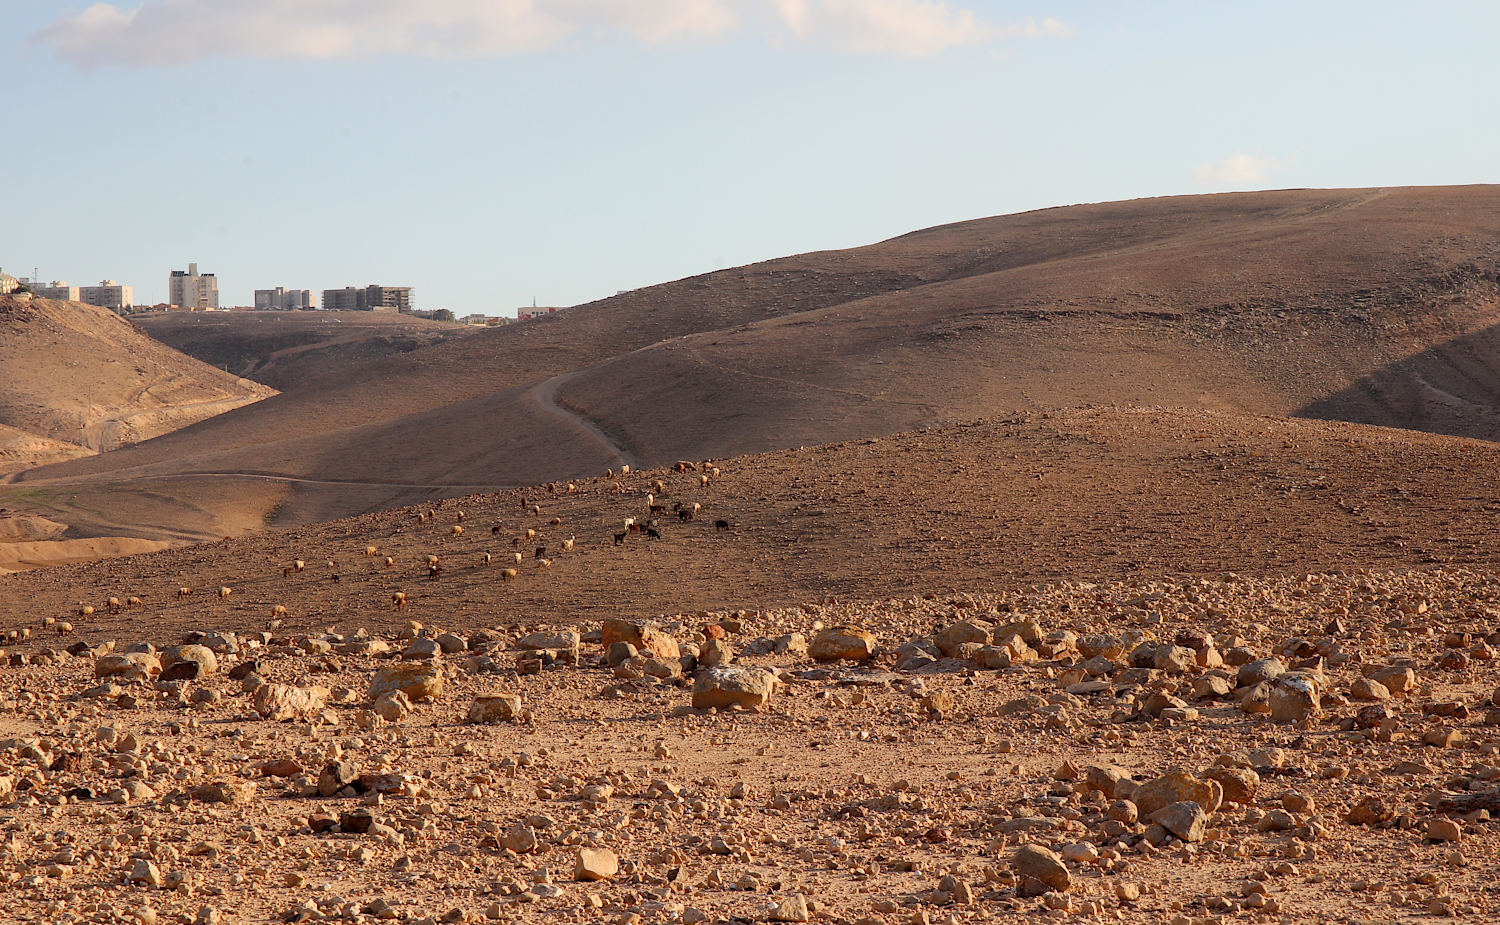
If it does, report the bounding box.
[33,0,1066,66]
[1193,153,1277,187]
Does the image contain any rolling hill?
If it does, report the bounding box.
[9,185,1500,553]
[0,296,275,475]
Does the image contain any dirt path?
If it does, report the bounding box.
[527,370,643,468]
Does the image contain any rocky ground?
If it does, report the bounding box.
[3,568,1499,924]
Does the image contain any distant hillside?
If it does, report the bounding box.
[0,296,274,473]
[10,185,1500,548]
[132,310,477,392]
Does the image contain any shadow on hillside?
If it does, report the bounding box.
[1296,322,1500,442]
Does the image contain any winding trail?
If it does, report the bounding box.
[527,370,643,469]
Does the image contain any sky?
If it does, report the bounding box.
[3,1,1499,316]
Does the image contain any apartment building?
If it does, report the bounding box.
[79,280,133,312]
[169,262,220,309]
[254,287,314,311]
[321,285,413,312]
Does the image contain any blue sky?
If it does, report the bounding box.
[4,1,1498,315]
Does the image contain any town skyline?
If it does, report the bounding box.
[4,1,1500,315]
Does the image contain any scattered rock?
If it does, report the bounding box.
[808,625,878,662]
[691,666,778,710]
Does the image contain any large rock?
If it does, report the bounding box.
[1204,766,1259,804]
[368,663,444,702]
[469,693,523,724]
[1151,801,1207,842]
[1369,665,1417,696]
[601,620,680,660]
[934,620,991,657]
[1132,769,1222,816]
[160,644,219,681]
[691,667,778,710]
[574,847,619,881]
[514,630,581,654]
[1236,657,1286,688]
[1269,672,1321,724]
[808,626,878,662]
[252,683,329,721]
[95,652,160,681]
[1012,844,1069,896]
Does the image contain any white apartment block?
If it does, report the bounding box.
[24,280,81,301]
[0,269,18,295]
[79,280,134,312]
[169,262,219,309]
[254,287,314,311]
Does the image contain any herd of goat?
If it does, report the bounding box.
[50,459,733,624]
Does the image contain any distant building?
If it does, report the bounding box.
[517,305,567,321]
[0,269,18,295]
[23,279,81,301]
[169,262,219,310]
[321,285,413,313]
[254,287,314,311]
[79,280,134,312]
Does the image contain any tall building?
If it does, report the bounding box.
[169,262,219,309]
[0,269,18,295]
[23,280,81,301]
[254,287,314,311]
[79,280,134,312]
[321,284,413,312]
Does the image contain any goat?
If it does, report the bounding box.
[715,519,730,532]
[613,532,627,546]
[392,592,407,610]
[646,527,661,540]
[534,547,547,559]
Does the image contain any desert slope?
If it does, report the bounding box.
[132,309,477,393]
[0,296,275,473]
[4,406,1500,626]
[12,186,1500,543]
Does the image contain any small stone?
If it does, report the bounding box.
[368,663,444,702]
[190,781,256,804]
[1424,726,1462,748]
[574,847,619,881]
[319,760,358,797]
[1427,818,1462,842]
[770,894,810,923]
[699,637,734,668]
[252,683,329,721]
[128,859,163,887]
[501,824,538,853]
[469,694,523,724]
[1369,665,1416,696]
[1346,796,1396,826]
[373,690,413,722]
[1350,678,1391,701]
